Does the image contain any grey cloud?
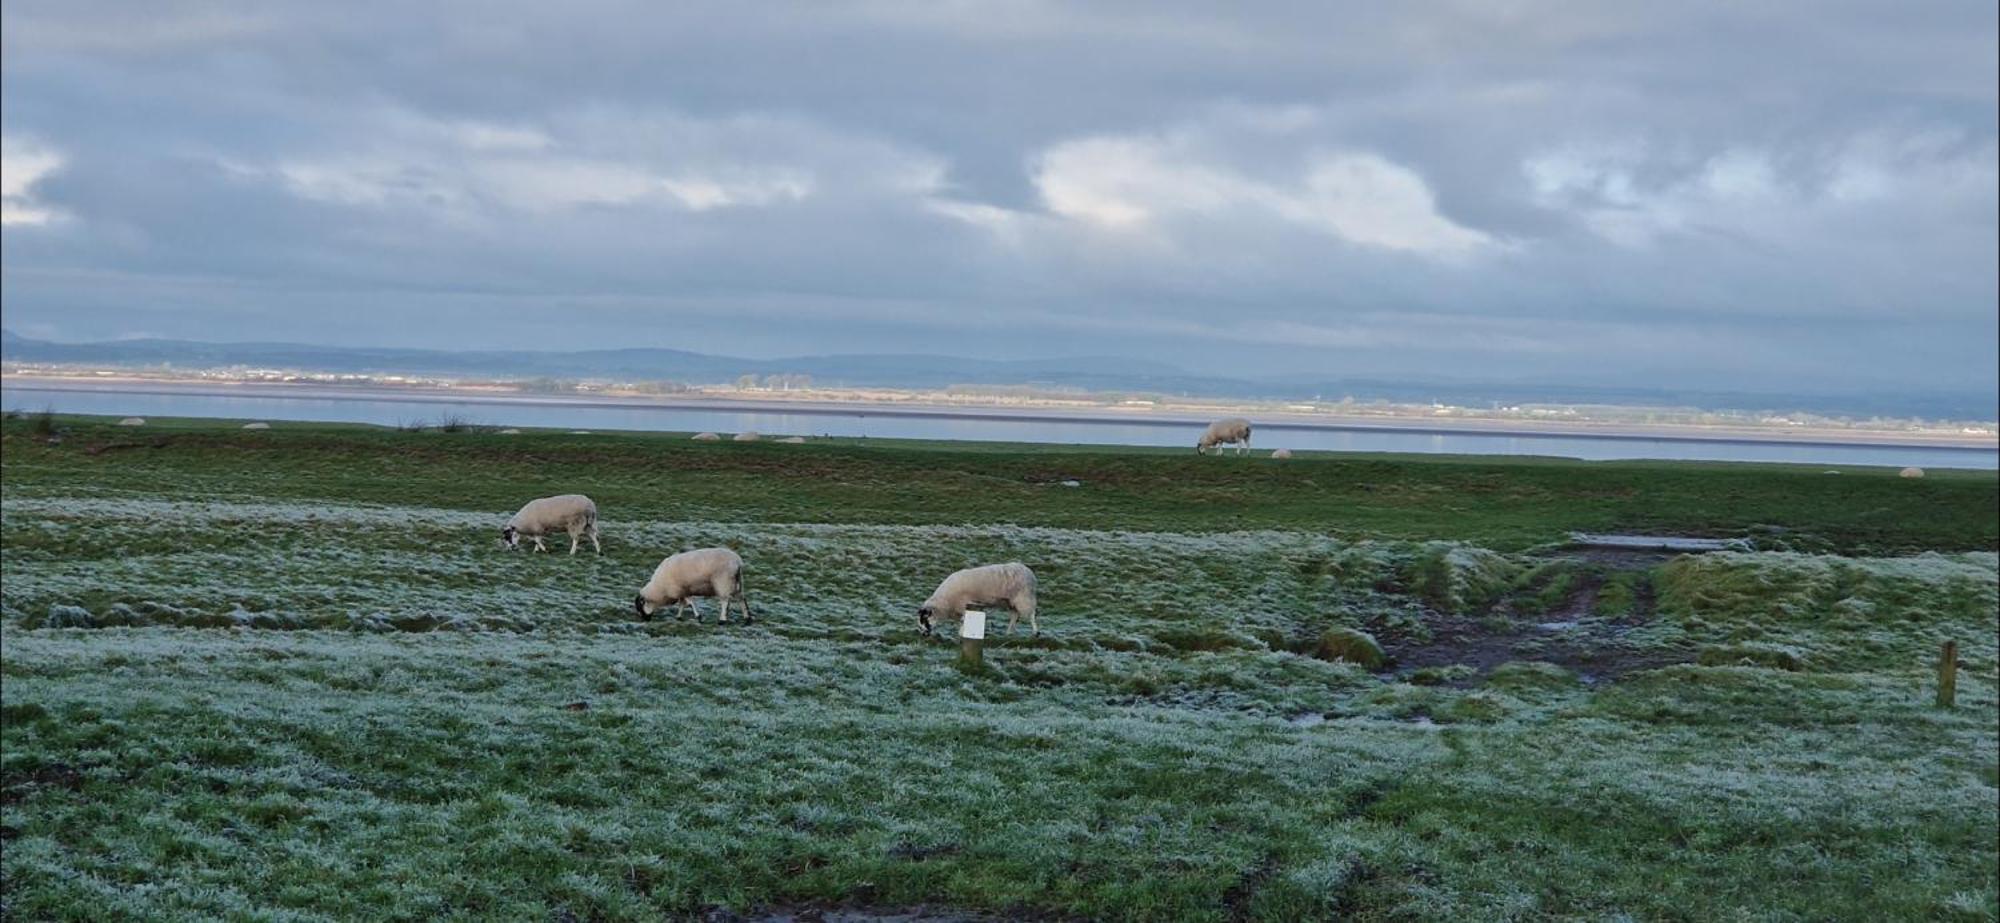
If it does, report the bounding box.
[2,1,1994,401]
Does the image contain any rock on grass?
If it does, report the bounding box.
[1313,627,1386,670]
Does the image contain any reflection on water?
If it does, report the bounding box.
[4,385,1994,469]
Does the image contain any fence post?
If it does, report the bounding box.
[1936,639,1957,709]
[960,611,986,669]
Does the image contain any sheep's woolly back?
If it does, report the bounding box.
[924,562,1036,615]
[692,432,721,441]
[641,547,743,601]
[733,432,761,442]
[507,494,597,534]
[1270,448,1293,459]
[1198,417,1252,448]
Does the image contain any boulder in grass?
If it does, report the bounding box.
[1312,627,1386,670]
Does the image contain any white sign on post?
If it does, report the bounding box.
[961,611,987,640]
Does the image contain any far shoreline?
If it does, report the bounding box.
[7,374,1996,454]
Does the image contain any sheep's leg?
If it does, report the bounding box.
[589,525,601,555]
[568,531,580,555]
[532,536,548,552]
[1018,595,1039,636]
[673,599,688,621]
[1005,609,1018,635]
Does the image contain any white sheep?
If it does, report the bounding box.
[692,432,721,441]
[1270,448,1293,459]
[733,431,762,442]
[918,562,1039,637]
[1899,467,1925,479]
[1197,417,1253,455]
[778,436,807,444]
[634,547,752,623]
[117,417,146,427]
[501,494,600,554]
[242,422,270,430]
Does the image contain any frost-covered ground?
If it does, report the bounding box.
[2,419,1996,920]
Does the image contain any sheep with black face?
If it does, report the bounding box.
[917,562,1039,636]
[1197,417,1253,455]
[634,547,753,624]
[501,494,600,554]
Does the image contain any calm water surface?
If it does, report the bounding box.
[6,384,1994,469]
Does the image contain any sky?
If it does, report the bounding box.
[2,1,1996,397]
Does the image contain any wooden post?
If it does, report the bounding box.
[1936,639,1957,709]
[960,611,986,669]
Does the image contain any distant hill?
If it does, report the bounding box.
[3,331,1992,421]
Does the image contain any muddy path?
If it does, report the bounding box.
[1383,551,1689,686]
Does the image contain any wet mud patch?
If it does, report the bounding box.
[1384,569,1688,686]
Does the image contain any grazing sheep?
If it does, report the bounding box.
[242,422,270,430]
[692,432,721,441]
[733,431,762,442]
[1196,417,1252,455]
[634,547,752,623]
[1899,467,1925,479]
[918,563,1039,637]
[496,428,522,434]
[778,436,807,444]
[117,417,146,427]
[502,494,600,555]
[1270,448,1293,459]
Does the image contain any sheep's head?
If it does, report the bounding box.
[500,525,519,550]
[916,605,934,635]
[634,594,654,620]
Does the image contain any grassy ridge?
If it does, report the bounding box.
[2,417,1996,920]
[1,416,1994,552]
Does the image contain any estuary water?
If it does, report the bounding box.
[5,383,1994,469]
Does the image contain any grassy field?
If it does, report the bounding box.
[2,415,1996,920]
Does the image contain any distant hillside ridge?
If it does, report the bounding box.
[3,330,1992,421]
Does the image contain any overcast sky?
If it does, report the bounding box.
[2,1,1995,394]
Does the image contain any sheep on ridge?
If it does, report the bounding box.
[918,562,1039,637]
[1197,417,1253,455]
[1900,467,1925,479]
[733,431,762,442]
[1270,448,1293,459]
[502,494,600,554]
[634,547,752,623]
[691,432,721,441]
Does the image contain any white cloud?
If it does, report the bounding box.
[1,136,64,226]
[264,109,923,219]
[1526,136,1998,248]
[1029,132,1497,258]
